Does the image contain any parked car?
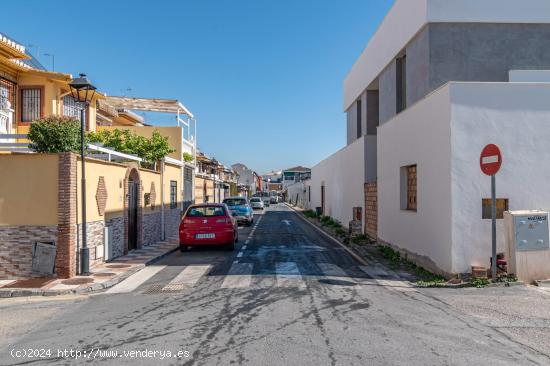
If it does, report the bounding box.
[249,197,265,210]
[253,192,271,207]
[270,195,278,204]
[179,203,237,252]
[222,196,254,226]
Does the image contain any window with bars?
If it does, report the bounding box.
[400,164,417,211]
[0,78,16,110]
[170,181,178,209]
[21,88,41,122]
[62,95,83,118]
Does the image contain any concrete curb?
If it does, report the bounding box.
[0,245,178,299]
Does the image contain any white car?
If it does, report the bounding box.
[249,197,265,210]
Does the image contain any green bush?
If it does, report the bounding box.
[303,210,318,218]
[335,227,346,237]
[88,129,175,164]
[28,116,83,153]
[183,152,194,162]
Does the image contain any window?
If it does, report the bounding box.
[356,99,362,138]
[396,55,407,114]
[400,164,417,211]
[0,77,16,110]
[170,181,177,209]
[186,206,226,217]
[223,198,247,207]
[21,87,41,122]
[482,199,509,219]
[63,95,83,118]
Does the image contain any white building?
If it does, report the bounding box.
[311,0,550,276]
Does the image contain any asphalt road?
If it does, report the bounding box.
[0,203,549,365]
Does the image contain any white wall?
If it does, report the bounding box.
[311,137,366,227]
[450,82,550,273]
[343,0,550,111]
[378,85,453,274]
[509,70,550,82]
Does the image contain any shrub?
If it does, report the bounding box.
[28,116,83,153]
[335,227,346,237]
[88,129,175,164]
[303,210,318,218]
[183,152,194,162]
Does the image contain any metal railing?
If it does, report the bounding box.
[0,134,32,152]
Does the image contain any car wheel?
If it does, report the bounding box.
[180,245,188,252]
[235,232,239,243]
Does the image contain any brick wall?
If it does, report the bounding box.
[365,182,378,240]
[142,211,161,247]
[0,226,58,279]
[106,217,124,258]
[56,152,77,278]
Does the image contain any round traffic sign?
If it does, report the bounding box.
[480,144,502,176]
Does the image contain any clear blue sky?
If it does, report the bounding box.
[3,0,393,173]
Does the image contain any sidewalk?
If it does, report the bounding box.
[0,238,179,298]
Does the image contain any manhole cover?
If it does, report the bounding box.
[106,264,131,269]
[61,278,94,285]
[93,272,116,278]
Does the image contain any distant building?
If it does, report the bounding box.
[282,166,311,191]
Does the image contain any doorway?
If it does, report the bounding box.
[128,179,138,251]
[321,184,325,216]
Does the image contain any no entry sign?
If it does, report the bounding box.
[480,144,502,176]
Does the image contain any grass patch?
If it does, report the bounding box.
[471,277,490,288]
[303,210,318,219]
[335,228,346,237]
[376,244,444,282]
[351,234,369,245]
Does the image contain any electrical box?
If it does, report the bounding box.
[505,210,550,284]
[32,241,56,275]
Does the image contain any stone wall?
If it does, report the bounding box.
[77,220,105,269]
[0,226,58,279]
[365,182,378,240]
[142,211,161,247]
[106,217,124,259]
[165,208,182,240]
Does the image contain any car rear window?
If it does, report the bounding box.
[223,198,247,206]
[186,206,226,217]
[250,198,261,202]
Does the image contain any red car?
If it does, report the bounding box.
[179,203,238,252]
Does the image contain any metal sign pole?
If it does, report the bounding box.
[491,174,497,281]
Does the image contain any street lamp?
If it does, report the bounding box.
[69,74,96,276]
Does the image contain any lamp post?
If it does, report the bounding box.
[69,74,96,276]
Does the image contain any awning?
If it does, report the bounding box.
[105,96,194,118]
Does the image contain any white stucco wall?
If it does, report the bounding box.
[311,137,366,228]
[377,85,453,274]
[450,82,550,273]
[344,0,550,111]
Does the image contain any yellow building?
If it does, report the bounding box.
[0,35,102,138]
[0,33,198,279]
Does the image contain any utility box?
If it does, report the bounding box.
[504,210,550,284]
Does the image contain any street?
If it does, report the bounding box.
[0,204,549,365]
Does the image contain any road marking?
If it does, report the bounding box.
[162,265,211,291]
[276,262,305,288]
[245,240,250,244]
[105,265,166,294]
[317,263,356,285]
[237,251,243,258]
[358,266,415,292]
[221,263,253,288]
[242,245,247,250]
[281,220,291,226]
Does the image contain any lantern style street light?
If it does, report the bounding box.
[69,74,96,276]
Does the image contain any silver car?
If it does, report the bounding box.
[249,197,265,210]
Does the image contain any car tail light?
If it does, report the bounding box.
[216,219,231,224]
[183,219,195,225]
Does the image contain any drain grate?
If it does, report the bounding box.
[141,283,189,295]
